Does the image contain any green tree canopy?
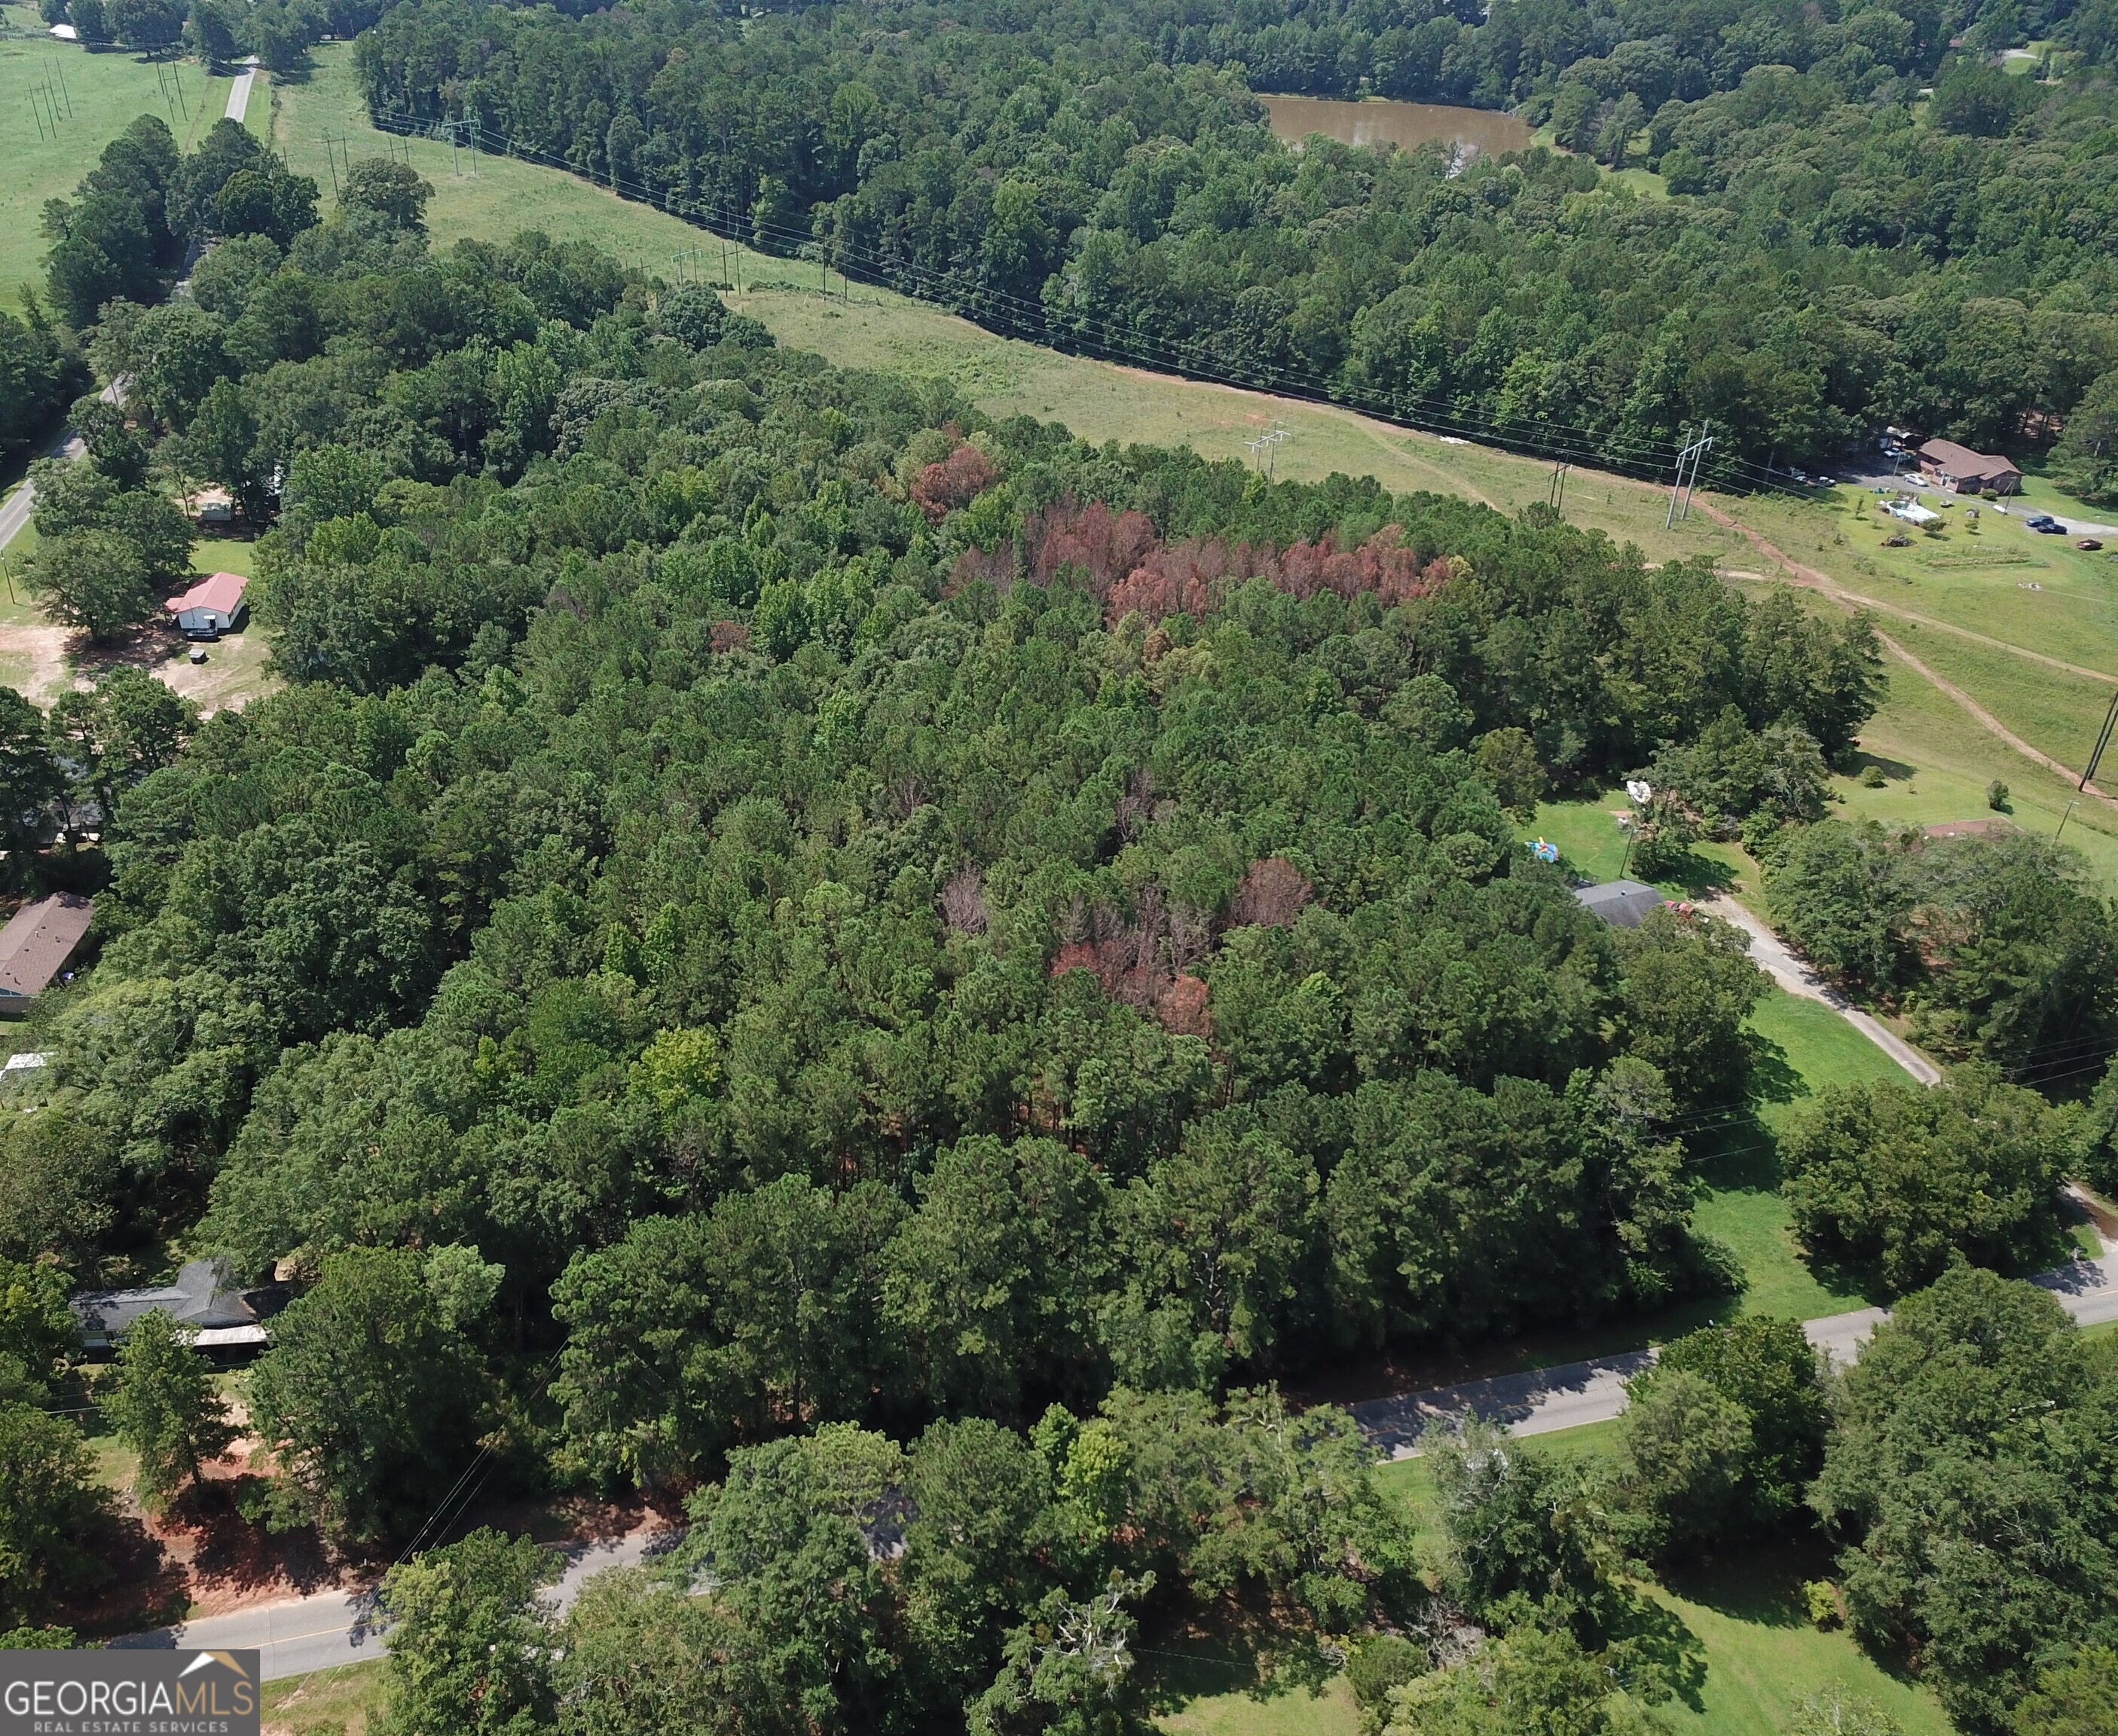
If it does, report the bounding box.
[1780,1066,2071,1294]
[100,1311,236,1514]
[247,1245,489,1543]
[1811,1266,2118,1728]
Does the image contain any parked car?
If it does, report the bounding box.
[2026,514,2065,533]
[2080,538,2105,552]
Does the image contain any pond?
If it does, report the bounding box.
[1261,94,1533,159]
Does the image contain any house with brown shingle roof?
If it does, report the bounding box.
[1916,439,2022,494]
[0,893,93,1014]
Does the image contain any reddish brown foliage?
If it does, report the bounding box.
[946,494,1456,621]
[910,445,999,522]
[1107,530,1444,625]
[1049,891,1215,1037]
[1027,500,1160,594]
[710,619,753,653]
[1158,973,1212,1038]
[1229,857,1313,930]
[949,541,1018,593]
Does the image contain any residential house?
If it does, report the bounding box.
[1916,439,2023,494]
[0,893,92,1015]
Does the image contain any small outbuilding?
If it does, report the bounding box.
[1916,439,2022,495]
[0,893,93,1015]
[1572,879,1667,928]
[165,570,249,640]
[70,1258,284,1353]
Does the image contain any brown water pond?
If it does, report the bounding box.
[1261,94,1533,158]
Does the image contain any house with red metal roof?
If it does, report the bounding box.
[165,570,249,639]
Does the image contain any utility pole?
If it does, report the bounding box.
[1262,425,1289,481]
[2078,686,2118,799]
[1682,420,1712,520]
[1665,422,1714,528]
[1548,463,1569,514]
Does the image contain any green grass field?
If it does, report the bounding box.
[261,1661,388,1736]
[268,47,709,282]
[1695,987,1908,1320]
[0,8,231,304]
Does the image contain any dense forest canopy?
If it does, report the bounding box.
[9,41,2118,1733]
[351,0,2118,476]
[2,121,1893,1515]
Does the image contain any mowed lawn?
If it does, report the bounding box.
[0,8,231,304]
[1695,987,1908,1321]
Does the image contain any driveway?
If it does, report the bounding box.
[1700,895,1942,1085]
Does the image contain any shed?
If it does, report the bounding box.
[0,893,93,1013]
[70,1258,284,1352]
[1916,439,2022,494]
[1572,879,1667,928]
[165,570,249,640]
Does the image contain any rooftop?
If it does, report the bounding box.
[1916,438,2019,477]
[1572,879,1667,928]
[0,894,93,999]
[71,1258,266,1346]
[166,571,249,618]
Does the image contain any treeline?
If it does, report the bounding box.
[0,306,81,470]
[39,0,387,75]
[354,0,2118,472]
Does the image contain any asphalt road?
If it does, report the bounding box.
[0,376,128,555]
[108,1526,674,1682]
[1352,1255,2114,1458]
[112,1252,2118,1670]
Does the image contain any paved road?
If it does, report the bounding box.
[108,1524,675,1682]
[1701,895,1942,1085]
[0,394,102,555]
[225,59,258,124]
[1352,1255,2113,1458]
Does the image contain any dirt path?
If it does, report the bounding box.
[1704,501,2118,809]
[1720,565,2118,686]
